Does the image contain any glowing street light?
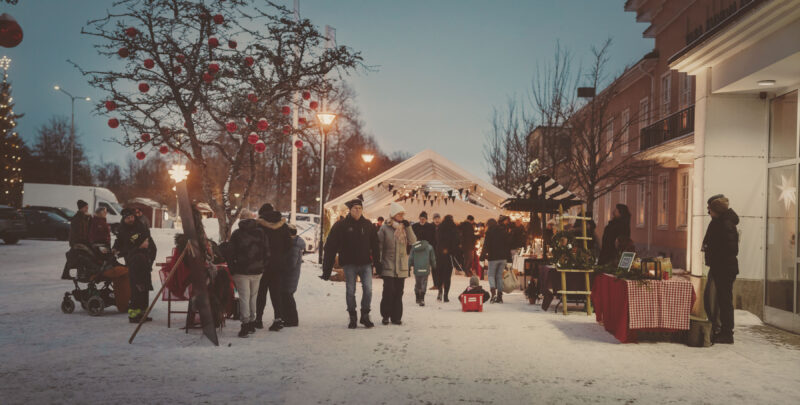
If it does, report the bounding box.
[361,153,374,164]
[316,112,337,126]
[316,111,337,263]
[169,164,189,183]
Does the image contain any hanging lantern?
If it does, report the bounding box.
[202,72,214,83]
[213,14,224,24]
[254,141,266,153]
[104,100,117,112]
[298,117,307,125]
[257,118,268,131]
[208,37,219,48]
[309,101,319,110]
[302,91,311,100]
[125,27,138,38]
[247,132,259,144]
[0,13,24,48]
[159,145,169,154]
[294,140,303,148]
[117,47,130,58]
[244,56,254,66]
[138,82,150,93]
[228,40,237,49]
[282,125,291,135]
[140,133,151,142]
[281,106,291,115]
[247,93,258,103]
[136,151,146,160]
[208,63,220,73]
[173,66,182,74]
[108,118,120,128]
[225,121,238,132]
[143,59,155,69]
[176,53,186,63]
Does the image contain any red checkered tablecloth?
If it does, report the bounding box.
[626,279,693,330]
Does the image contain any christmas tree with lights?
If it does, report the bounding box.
[0,56,24,207]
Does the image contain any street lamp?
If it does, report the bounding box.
[53,85,91,185]
[316,111,337,263]
[361,153,374,174]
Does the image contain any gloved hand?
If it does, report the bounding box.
[402,220,410,228]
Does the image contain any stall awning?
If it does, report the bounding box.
[502,175,582,213]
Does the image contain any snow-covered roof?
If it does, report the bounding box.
[128,197,168,209]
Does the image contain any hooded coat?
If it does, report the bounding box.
[408,240,436,276]
[702,208,740,276]
[322,214,380,278]
[377,219,417,278]
[257,211,291,275]
[598,216,631,265]
[69,211,91,247]
[227,219,269,276]
[482,223,512,262]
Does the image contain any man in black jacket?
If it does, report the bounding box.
[254,203,292,331]
[114,208,156,323]
[702,194,740,344]
[412,211,436,246]
[322,198,380,329]
[227,209,268,337]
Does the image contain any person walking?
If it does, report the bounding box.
[703,194,739,344]
[412,211,436,245]
[409,238,436,306]
[226,209,268,338]
[481,216,512,303]
[254,203,292,332]
[114,208,156,323]
[458,215,477,276]
[435,214,460,302]
[598,204,631,265]
[322,198,380,329]
[429,213,443,291]
[283,223,306,327]
[377,202,417,325]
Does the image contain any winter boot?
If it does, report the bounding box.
[360,311,374,328]
[254,319,264,329]
[437,290,443,302]
[497,291,503,304]
[382,316,390,325]
[443,293,449,303]
[238,323,250,338]
[247,322,255,334]
[268,319,284,331]
[490,288,497,304]
[348,311,358,329]
[419,293,425,307]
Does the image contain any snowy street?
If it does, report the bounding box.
[1,232,799,404]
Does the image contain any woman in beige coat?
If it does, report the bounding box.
[377,202,417,325]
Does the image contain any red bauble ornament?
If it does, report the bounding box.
[208,37,219,48]
[208,63,220,73]
[245,117,252,124]
[108,118,120,128]
[213,14,224,24]
[247,133,259,145]
[104,100,117,112]
[309,101,319,110]
[183,121,188,128]
[282,125,291,135]
[203,72,214,83]
[244,56,254,67]
[298,117,307,125]
[136,151,146,160]
[176,53,186,63]
[143,59,155,69]
[138,82,150,93]
[281,106,291,115]
[254,141,266,153]
[0,13,24,48]
[140,133,151,142]
[228,40,237,49]
[126,27,138,38]
[159,145,169,154]
[247,93,258,103]
[226,121,238,132]
[173,66,182,74]
[294,140,303,148]
[302,91,311,100]
[118,47,130,58]
[257,118,268,131]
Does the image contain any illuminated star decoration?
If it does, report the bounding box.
[528,159,540,175]
[777,175,797,211]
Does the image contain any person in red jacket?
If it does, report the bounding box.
[88,207,111,246]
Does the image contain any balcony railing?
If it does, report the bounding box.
[640,105,694,151]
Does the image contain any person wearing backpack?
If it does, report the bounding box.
[409,239,436,306]
[283,223,306,327]
[226,209,269,338]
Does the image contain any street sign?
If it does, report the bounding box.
[300,205,309,214]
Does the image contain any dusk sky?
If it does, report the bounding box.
[3,0,652,179]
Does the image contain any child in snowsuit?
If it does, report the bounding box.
[408,239,436,306]
[458,275,491,303]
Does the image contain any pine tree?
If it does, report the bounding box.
[0,56,24,207]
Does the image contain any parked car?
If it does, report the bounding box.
[0,207,27,244]
[21,209,70,241]
[24,205,76,221]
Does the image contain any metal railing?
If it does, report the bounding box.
[640,105,694,151]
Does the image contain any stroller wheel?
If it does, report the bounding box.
[61,297,75,314]
[86,296,104,316]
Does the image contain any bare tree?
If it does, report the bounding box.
[484,97,532,193]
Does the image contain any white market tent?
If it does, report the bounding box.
[325,149,511,222]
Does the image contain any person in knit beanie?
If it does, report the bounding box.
[702,193,739,344]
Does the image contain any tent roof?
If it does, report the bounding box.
[502,174,582,213]
[325,149,511,221]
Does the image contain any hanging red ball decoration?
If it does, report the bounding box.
[298,117,307,125]
[136,151,146,160]
[294,140,303,149]
[125,27,138,38]
[244,56,254,67]
[0,13,24,48]
[254,141,266,153]
[159,145,169,154]
[173,66,182,74]
[281,106,291,115]
[226,121,238,132]
[228,40,237,49]
[140,133,151,142]
[309,101,319,110]
[282,125,291,135]
[143,59,155,69]
[208,63,220,74]
[176,53,186,63]
[118,47,130,58]
[203,72,214,83]
[104,100,117,112]
[108,118,120,128]
[138,82,150,93]
[213,14,224,24]
[247,133,259,145]
[302,91,311,100]
[257,118,268,131]
[247,93,258,103]
[208,37,219,48]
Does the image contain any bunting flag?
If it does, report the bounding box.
[448,190,454,198]
[444,199,448,205]
[388,184,394,191]
[465,190,470,199]
[424,190,430,199]
[393,190,398,196]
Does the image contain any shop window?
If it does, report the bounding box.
[766,165,796,311]
[637,181,646,228]
[619,184,627,206]
[769,90,798,163]
[604,193,612,226]
[661,72,672,118]
[657,174,669,229]
[621,108,630,155]
[677,172,689,228]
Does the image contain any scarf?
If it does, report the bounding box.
[391,220,407,246]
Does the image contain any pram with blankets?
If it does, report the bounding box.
[60,244,130,316]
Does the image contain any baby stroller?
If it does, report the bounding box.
[61,244,129,316]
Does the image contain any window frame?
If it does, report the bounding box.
[621,108,630,155]
[676,170,690,229]
[657,173,669,230]
[636,180,646,228]
[661,71,672,119]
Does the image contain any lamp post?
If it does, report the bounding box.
[169,164,189,220]
[316,111,336,263]
[53,85,91,185]
[361,152,374,175]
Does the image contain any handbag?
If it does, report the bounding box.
[502,264,519,293]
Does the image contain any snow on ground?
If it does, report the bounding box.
[1,231,800,404]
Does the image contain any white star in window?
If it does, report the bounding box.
[777,175,796,211]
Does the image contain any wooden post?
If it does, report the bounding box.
[581,205,588,250]
[561,271,568,315]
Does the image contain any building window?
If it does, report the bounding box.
[639,97,650,127]
[657,174,669,229]
[661,72,672,118]
[604,193,613,226]
[606,120,614,160]
[619,184,627,207]
[637,181,646,228]
[621,108,630,155]
[679,73,693,109]
[677,172,689,228]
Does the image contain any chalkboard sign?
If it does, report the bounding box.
[618,252,636,272]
